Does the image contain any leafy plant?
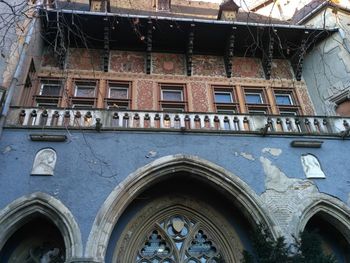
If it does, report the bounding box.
[241,225,337,263]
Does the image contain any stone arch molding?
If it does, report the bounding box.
[0,192,83,260]
[86,154,280,261]
[296,194,350,244]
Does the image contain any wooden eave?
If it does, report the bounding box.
[41,9,337,59]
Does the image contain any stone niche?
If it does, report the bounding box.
[301,154,326,179]
[31,148,57,176]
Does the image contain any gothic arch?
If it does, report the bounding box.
[86,154,279,261]
[0,192,83,260]
[297,195,350,243]
[113,196,243,263]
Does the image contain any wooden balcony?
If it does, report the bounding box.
[5,107,350,137]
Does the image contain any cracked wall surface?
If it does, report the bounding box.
[1,130,349,252]
[303,9,350,116]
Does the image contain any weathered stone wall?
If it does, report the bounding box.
[135,80,156,110]
[0,130,349,261]
[41,47,61,69]
[271,59,294,79]
[232,57,265,78]
[35,49,306,114]
[303,9,350,116]
[152,53,185,75]
[295,84,315,116]
[109,50,145,74]
[40,50,297,81]
[188,82,211,112]
[192,55,226,77]
[67,48,103,71]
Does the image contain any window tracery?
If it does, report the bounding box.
[114,196,242,263]
[119,211,230,262]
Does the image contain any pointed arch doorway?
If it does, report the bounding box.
[108,172,254,263]
[88,155,278,261]
[114,196,242,263]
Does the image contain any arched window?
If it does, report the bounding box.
[0,215,65,262]
[113,195,243,263]
[88,155,276,260]
[135,214,223,262]
[336,99,350,117]
[304,212,350,262]
[0,193,83,261]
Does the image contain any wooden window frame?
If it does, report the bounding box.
[159,83,187,112]
[70,80,98,109]
[105,81,131,110]
[34,78,62,108]
[243,87,270,114]
[20,60,37,107]
[74,81,96,98]
[212,86,239,114]
[273,89,300,116]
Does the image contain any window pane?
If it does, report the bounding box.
[245,93,262,104]
[110,88,128,99]
[41,84,61,96]
[162,90,183,101]
[214,92,232,103]
[76,85,95,97]
[275,94,292,105]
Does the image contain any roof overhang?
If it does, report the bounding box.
[41,8,337,58]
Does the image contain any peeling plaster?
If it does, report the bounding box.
[260,156,319,242]
[260,156,295,192]
[145,150,157,158]
[2,145,13,154]
[260,156,317,193]
[240,152,255,161]
[262,148,282,157]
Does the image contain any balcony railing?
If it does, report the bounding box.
[5,107,350,137]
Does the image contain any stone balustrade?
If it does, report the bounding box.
[5,107,350,137]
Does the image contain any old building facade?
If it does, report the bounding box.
[0,0,350,262]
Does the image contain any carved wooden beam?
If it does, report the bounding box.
[291,31,308,81]
[103,16,110,72]
[262,31,274,80]
[186,23,195,76]
[55,12,66,70]
[224,27,235,78]
[146,20,152,74]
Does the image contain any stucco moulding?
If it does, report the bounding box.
[30,134,67,142]
[290,140,323,148]
[31,148,57,176]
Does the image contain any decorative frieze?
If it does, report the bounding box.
[152,53,185,75]
[66,48,103,71]
[232,57,264,78]
[109,51,145,73]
